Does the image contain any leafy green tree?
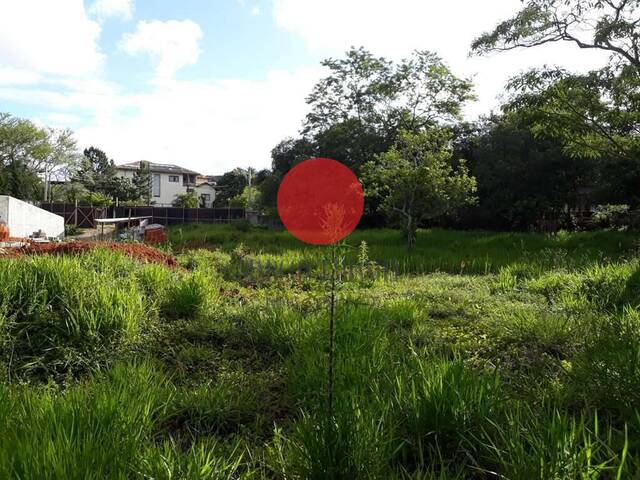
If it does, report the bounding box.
[266,48,474,222]
[471,0,640,162]
[0,160,42,201]
[0,112,50,200]
[173,192,199,208]
[74,147,136,202]
[50,181,89,203]
[363,129,477,248]
[80,191,113,207]
[74,147,116,195]
[230,185,263,211]
[215,168,249,205]
[132,161,152,205]
[41,128,79,202]
[471,0,639,68]
[458,114,601,229]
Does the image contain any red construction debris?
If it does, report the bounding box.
[0,241,179,268]
[144,227,167,244]
[0,223,8,242]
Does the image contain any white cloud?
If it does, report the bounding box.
[89,0,134,21]
[47,112,83,127]
[0,67,41,86]
[251,6,261,16]
[0,0,103,77]
[120,20,203,80]
[273,0,611,117]
[72,68,319,173]
[0,67,320,173]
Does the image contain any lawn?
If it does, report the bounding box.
[0,225,638,478]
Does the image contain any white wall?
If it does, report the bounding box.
[195,184,216,207]
[0,196,64,239]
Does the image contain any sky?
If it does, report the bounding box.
[0,0,610,175]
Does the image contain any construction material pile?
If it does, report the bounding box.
[0,241,178,268]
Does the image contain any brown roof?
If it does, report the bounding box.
[117,161,201,175]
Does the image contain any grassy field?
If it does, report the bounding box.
[0,225,639,478]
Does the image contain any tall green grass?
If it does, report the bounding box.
[169,224,637,274]
[0,230,639,478]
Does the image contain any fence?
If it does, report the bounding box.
[40,203,246,228]
[40,203,105,229]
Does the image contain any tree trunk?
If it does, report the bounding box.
[404,216,417,249]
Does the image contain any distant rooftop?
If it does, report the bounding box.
[117,161,201,176]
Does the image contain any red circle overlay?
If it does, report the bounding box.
[277,158,364,245]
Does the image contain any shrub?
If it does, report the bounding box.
[0,361,171,479]
[593,204,630,229]
[162,272,213,319]
[569,309,640,416]
[0,255,146,380]
[392,357,501,467]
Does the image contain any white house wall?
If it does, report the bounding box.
[195,184,216,207]
[0,196,64,239]
[117,170,187,206]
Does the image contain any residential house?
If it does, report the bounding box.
[116,161,218,207]
[195,177,218,208]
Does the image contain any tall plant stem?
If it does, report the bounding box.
[328,241,337,419]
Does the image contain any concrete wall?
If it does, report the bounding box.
[0,196,65,239]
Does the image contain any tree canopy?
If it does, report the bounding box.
[363,129,477,247]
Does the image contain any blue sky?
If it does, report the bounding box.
[0,0,609,174]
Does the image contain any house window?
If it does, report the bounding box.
[152,174,161,197]
[183,174,196,186]
[168,175,180,183]
[201,194,211,201]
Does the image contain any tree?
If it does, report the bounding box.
[133,161,152,205]
[456,114,601,229]
[74,147,136,201]
[75,147,116,194]
[0,112,49,200]
[215,168,249,205]
[173,192,199,208]
[363,129,477,248]
[230,185,263,211]
[267,48,475,222]
[41,128,79,202]
[305,47,474,140]
[471,0,640,162]
[503,67,640,160]
[50,181,89,203]
[471,0,640,69]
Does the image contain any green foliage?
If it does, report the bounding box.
[0,253,146,380]
[173,192,199,208]
[472,0,640,166]
[64,224,80,236]
[230,185,262,211]
[471,0,640,70]
[79,191,113,206]
[162,272,213,319]
[266,48,474,218]
[0,112,67,201]
[0,229,639,477]
[132,161,152,205]
[593,204,630,228]
[364,129,477,247]
[215,168,249,205]
[456,113,600,230]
